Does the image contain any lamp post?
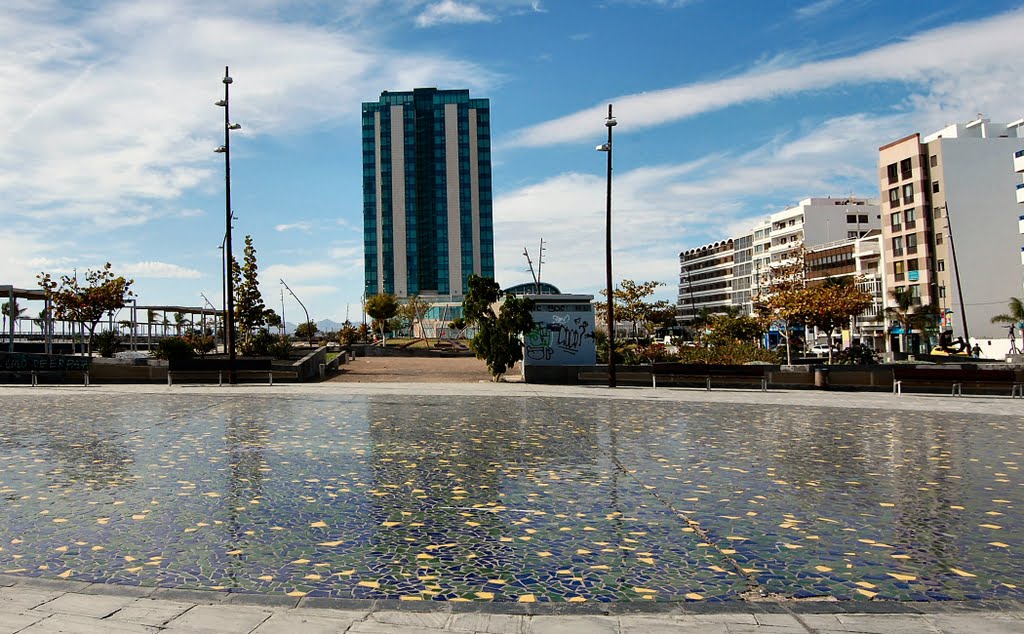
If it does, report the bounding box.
[215,66,241,383]
[937,203,970,345]
[281,279,312,347]
[596,104,617,388]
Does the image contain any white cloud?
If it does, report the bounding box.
[275,222,313,232]
[263,262,343,281]
[416,1,495,27]
[0,2,500,230]
[795,0,841,19]
[123,261,203,279]
[504,8,1024,148]
[494,110,899,300]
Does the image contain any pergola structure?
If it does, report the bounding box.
[1,285,51,353]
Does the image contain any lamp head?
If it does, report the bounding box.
[223,76,233,85]
[228,123,241,130]
[214,146,227,153]
[596,143,610,152]
[215,99,227,107]
[606,117,617,127]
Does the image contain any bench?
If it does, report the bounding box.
[0,352,90,386]
[577,369,652,386]
[652,363,769,391]
[167,358,279,385]
[892,366,1023,397]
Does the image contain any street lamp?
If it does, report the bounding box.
[281,279,312,347]
[936,203,970,345]
[596,104,616,388]
[215,66,240,383]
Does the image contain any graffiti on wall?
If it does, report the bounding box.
[525,310,597,366]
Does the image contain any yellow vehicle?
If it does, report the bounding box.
[930,346,971,357]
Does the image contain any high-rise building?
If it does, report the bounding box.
[878,118,1024,344]
[362,88,494,300]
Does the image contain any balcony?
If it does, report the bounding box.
[1015,149,1024,174]
[1018,182,1024,205]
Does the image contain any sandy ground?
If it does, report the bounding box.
[327,353,500,383]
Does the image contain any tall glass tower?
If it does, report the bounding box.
[362,88,494,299]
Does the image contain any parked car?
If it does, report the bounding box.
[809,342,837,356]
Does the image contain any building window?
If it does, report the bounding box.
[937,259,945,272]
[930,154,938,168]
[847,214,856,223]
[848,231,860,239]
[892,236,903,255]
[900,158,913,178]
[905,208,916,230]
[890,212,902,228]
[935,232,943,245]
[887,163,898,183]
[889,188,900,206]
[933,206,942,219]
[906,258,918,272]
[906,233,918,253]
[894,261,905,280]
[939,285,946,298]
[932,181,940,193]
[858,214,868,224]
[902,183,914,204]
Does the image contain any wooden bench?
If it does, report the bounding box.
[652,362,769,391]
[167,358,278,385]
[892,366,1023,397]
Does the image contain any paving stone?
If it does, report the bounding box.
[286,607,371,624]
[0,609,46,634]
[752,613,803,627]
[163,604,272,633]
[654,617,730,633]
[834,613,940,633]
[687,613,759,625]
[448,612,525,633]
[251,611,350,633]
[348,622,448,634]
[796,614,849,631]
[32,592,136,618]
[19,613,159,633]
[371,610,450,629]
[527,615,618,634]
[724,625,807,633]
[925,614,1024,634]
[109,598,195,627]
[619,615,719,634]
[0,588,63,612]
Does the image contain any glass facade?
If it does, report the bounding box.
[362,88,494,298]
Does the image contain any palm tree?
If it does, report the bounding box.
[885,289,939,354]
[2,299,27,334]
[990,297,1024,329]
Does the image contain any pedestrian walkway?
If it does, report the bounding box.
[2,574,1022,633]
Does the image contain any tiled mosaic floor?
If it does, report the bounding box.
[0,394,1020,602]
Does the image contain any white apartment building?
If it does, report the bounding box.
[678,198,880,322]
[804,231,885,349]
[1016,135,1024,282]
[878,117,1024,348]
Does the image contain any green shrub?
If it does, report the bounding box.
[154,337,194,360]
[673,342,782,365]
[94,330,121,358]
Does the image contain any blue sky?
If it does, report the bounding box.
[3,0,1024,323]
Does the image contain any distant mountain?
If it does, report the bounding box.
[281,319,347,335]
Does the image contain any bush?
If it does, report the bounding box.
[833,343,878,365]
[154,337,194,360]
[184,331,216,357]
[673,342,782,365]
[94,329,121,358]
[238,329,276,356]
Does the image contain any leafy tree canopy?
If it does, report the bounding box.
[38,262,134,356]
[463,275,534,381]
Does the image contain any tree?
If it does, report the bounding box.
[173,312,188,336]
[233,235,270,347]
[295,321,319,340]
[990,297,1024,334]
[37,263,134,356]
[365,293,399,344]
[397,295,434,342]
[884,288,939,354]
[463,274,535,381]
[596,279,665,340]
[803,277,873,363]
[754,252,811,365]
[2,298,27,333]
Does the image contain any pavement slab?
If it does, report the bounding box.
[0,610,47,634]
[31,591,137,618]
[108,598,196,627]
[19,613,159,633]
[250,611,353,633]
[526,615,618,634]
[447,612,525,633]
[162,604,272,633]
[0,588,64,612]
